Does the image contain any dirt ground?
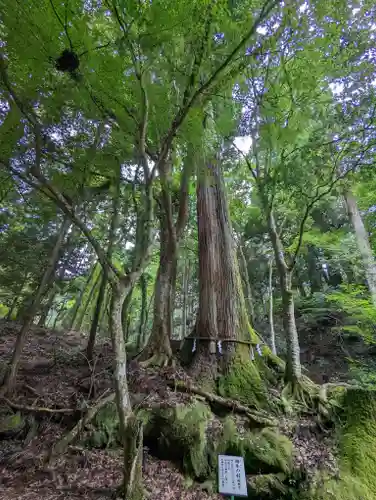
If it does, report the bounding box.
[0,321,222,499]
[0,320,337,499]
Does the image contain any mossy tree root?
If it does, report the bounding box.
[166,380,278,427]
[281,376,328,415]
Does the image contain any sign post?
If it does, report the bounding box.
[218,454,247,498]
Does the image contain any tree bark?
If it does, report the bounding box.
[0,216,71,395]
[137,274,147,349]
[37,287,56,327]
[86,174,120,362]
[267,211,301,383]
[345,190,376,306]
[76,265,102,332]
[238,240,255,325]
[181,258,190,340]
[142,155,193,365]
[268,258,277,355]
[110,281,143,500]
[68,263,96,330]
[192,158,254,379]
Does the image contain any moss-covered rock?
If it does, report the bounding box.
[144,401,213,479]
[217,417,293,476]
[307,388,376,500]
[0,411,25,438]
[88,401,120,448]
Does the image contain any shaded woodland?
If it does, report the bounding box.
[0,1,376,499]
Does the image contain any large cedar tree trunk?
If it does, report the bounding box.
[192,160,254,379]
[345,190,376,306]
[0,216,70,395]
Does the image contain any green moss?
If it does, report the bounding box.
[215,417,293,476]
[217,355,267,407]
[88,401,120,448]
[308,389,376,500]
[146,401,213,479]
[0,412,25,437]
[247,473,288,499]
[339,389,376,493]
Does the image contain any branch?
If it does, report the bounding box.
[157,0,281,170]
[3,162,121,281]
[1,397,75,415]
[175,153,194,239]
[289,150,371,270]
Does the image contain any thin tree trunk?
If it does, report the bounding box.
[267,211,301,383]
[142,154,193,365]
[75,267,102,331]
[6,295,20,321]
[268,258,277,355]
[86,173,120,362]
[345,190,376,306]
[37,287,56,327]
[137,274,147,349]
[6,274,29,320]
[181,258,190,340]
[110,281,143,500]
[68,265,95,330]
[0,216,71,395]
[238,240,255,325]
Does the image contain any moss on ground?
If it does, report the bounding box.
[0,411,25,438]
[247,472,288,498]
[307,388,376,500]
[218,417,293,475]
[88,401,120,448]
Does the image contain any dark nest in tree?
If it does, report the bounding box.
[55,49,80,74]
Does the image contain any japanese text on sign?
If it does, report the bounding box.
[218,455,247,497]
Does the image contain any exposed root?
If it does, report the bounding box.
[281,376,336,420]
[1,396,76,415]
[139,353,176,369]
[49,392,116,462]
[166,380,278,427]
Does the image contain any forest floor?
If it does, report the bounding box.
[0,320,337,499]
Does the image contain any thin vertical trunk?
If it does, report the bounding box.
[307,244,322,294]
[122,288,134,341]
[7,274,29,320]
[69,264,96,330]
[237,240,255,325]
[267,211,301,383]
[137,274,147,349]
[0,216,71,395]
[37,287,56,327]
[86,170,120,361]
[110,281,143,500]
[86,274,107,361]
[181,258,190,340]
[268,258,277,355]
[345,190,376,306]
[75,267,102,331]
[142,154,193,366]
